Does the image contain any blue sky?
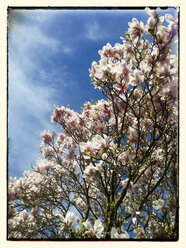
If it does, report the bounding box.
[8,7,178,179]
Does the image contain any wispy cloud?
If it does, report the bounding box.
[9,62,56,126]
[85,20,113,41]
[86,21,101,40]
[63,46,73,54]
[8,10,75,177]
[9,9,73,54]
[25,9,59,23]
[10,23,73,54]
[8,57,59,178]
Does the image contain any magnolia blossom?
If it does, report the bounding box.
[128,18,144,40]
[60,211,76,228]
[83,163,98,180]
[40,130,53,145]
[121,178,133,191]
[98,42,113,58]
[133,227,145,237]
[140,61,152,76]
[79,141,92,153]
[92,134,110,150]
[152,199,164,211]
[132,217,137,225]
[79,134,110,154]
[145,7,158,18]
[17,210,29,224]
[35,158,51,174]
[111,227,130,239]
[165,13,177,24]
[83,219,104,238]
[118,150,130,164]
[125,201,139,215]
[131,69,144,86]
[128,127,138,142]
[74,197,86,209]
[115,61,131,83]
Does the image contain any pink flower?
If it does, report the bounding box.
[116,80,128,94]
[145,7,158,18]
[140,61,152,76]
[128,18,144,39]
[131,69,144,86]
[51,106,64,124]
[61,211,76,228]
[17,210,29,224]
[165,14,177,24]
[40,130,53,145]
[121,178,133,192]
[115,62,131,83]
[83,219,104,238]
[83,164,98,179]
[111,227,130,239]
[80,134,110,155]
[152,199,164,211]
[66,148,76,160]
[36,158,50,174]
[128,127,138,142]
[134,227,145,237]
[79,141,93,153]
[118,150,130,164]
[98,42,113,58]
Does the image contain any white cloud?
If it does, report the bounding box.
[9,63,55,124]
[8,61,58,177]
[39,67,75,88]
[85,20,109,41]
[63,46,73,54]
[8,12,74,177]
[10,23,60,52]
[27,9,58,23]
[86,21,100,40]
[9,10,73,54]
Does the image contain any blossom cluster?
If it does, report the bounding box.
[8,8,178,240]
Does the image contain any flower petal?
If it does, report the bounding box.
[83,219,92,231]
[120,231,130,239]
[94,219,104,233]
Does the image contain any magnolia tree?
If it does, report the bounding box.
[8,8,178,240]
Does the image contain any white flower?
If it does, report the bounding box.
[83,219,104,238]
[126,201,139,215]
[16,210,29,224]
[140,61,152,75]
[134,227,145,237]
[36,158,50,174]
[91,134,109,150]
[111,227,130,239]
[132,217,137,224]
[79,141,91,152]
[102,153,107,159]
[30,185,40,193]
[152,199,164,211]
[20,210,29,221]
[80,134,109,155]
[118,150,130,164]
[165,14,176,24]
[60,211,76,227]
[83,163,98,179]
[145,7,158,17]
